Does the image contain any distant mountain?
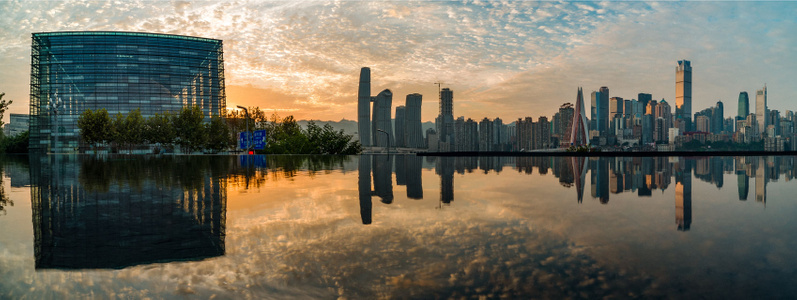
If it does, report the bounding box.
[297,119,436,140]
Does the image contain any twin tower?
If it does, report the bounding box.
[357,67,424,148]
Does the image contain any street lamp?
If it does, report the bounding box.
[236,105,251,154]
[376,129,390,155]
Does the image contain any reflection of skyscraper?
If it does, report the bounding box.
[570,87,589,146]
[437,157,455,204]
[590,158,610,204]
[737,173,749,201]
[571,156,588,203]
[372,155,393,204]
[358,155,373,224]
[405,155,423,200]
[358,67,372,147]
[755,159,766,205]
[675,159,692,231]
[31,156,226,269]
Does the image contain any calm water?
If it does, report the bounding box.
[1,154,796,299]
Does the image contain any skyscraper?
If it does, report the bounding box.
[358,67,372,147]
[712,101,724,134]
[436,88,455,150]
[676,60,692,131]
[756,85,767,135]
[599,86,610,135]
[638,93,652,112]
[372,89,394,148]
[570,87,589,146]
[405,93,424,148]
[738,91,749,120]
[394,106,406,148]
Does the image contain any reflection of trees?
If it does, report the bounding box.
[0,155,28,216]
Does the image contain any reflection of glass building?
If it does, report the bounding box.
[30,31,225,152]
[31,155,226,269]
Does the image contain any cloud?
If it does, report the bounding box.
[0,1,796,122]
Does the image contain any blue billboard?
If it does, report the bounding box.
[253,130,267,150]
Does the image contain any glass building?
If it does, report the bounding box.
[29,31,225,152]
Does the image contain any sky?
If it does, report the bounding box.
[1,0,796,123]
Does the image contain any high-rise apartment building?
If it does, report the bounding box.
[676,60,692,131]
[404,93,424,148]
[394,106,406,147]
[756,85,767,135]
[436,88,455,150]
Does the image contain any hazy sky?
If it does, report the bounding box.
[1,1,796,123]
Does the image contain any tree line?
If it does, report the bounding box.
[77,106,361,154]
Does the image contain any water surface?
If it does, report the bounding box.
[1,154,796,299]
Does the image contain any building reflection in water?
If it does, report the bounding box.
[355,155,789,232]
[30,155,227,270]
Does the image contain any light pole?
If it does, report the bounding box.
[236,105,251,154]
[376,129,390,155]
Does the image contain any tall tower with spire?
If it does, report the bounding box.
[569,87,589,146]
[676,60,692,131]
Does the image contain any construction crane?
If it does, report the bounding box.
[434,82,444,100]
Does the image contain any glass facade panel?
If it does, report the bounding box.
[30,31,226,152]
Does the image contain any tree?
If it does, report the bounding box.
[0,93,12,130]
[205,116,231,153]
[110,112,125,152]
[144,112,175,152]
[124,108,145,149]
[174,105,207,153]
[76,108,111,151]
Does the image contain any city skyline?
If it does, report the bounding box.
[1,1,796,123]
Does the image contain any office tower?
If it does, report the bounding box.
[404,93,424,148]
[30,31,225,153]
[372,89,394,148]
[570,87,589,146]
[624,100,634,118]
[768,109,781,136]
[591,91,598,132]
[676,60,692,131]
[610,97,624,117]
[394,106,406,147]
[756,85,768,135]
[479,118,494,151]
[642,114,654,144]
[655,100,673,131]
[358,67,372,147]
[638,93,652,112]
[646,100,657,115]
[738,92,749,120]
[599,87,610,135]
[712,101,724,134]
